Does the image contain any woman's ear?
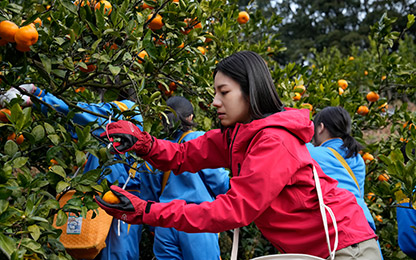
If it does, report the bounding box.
[317,122,325,135]
[185,114,194,123]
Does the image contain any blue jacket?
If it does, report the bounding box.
[140,130,230,203]
[397,201,416,258]
[307,139,376,231]
[33,88,143,260]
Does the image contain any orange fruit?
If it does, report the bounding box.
[292,93,301,101]
[348,56,354,61]
[104,42,118,50]
[362,152,374,163]
[33,18,42,27]
[381,75,387,81]
[293,85,306,95]
[301,103,313,111]
[147,14,163,31]
[172,0,179,2]
[337,79,348,90]
[14,25,39,47]
[194,22,202,29]
[75,87,86,93]
[79,56,96,73]
[177,42,184,48]
[364,70,368,76]
[338,87,344,95]
[15,134,24,144]
[366,192,376,202]
[366,91,380,102]
[357,105,369,116]
[95,1,112,15]
[102,191,121,204]
[197,46,206,55]
[378,173,390,182]
[169,81,177,91]
[237,11,250,24]
[16,44,31,52]
[50,159,59,165]
[137,50,148,64]
[0,108,11,122]
[7,133,16,141]
[0,38,8,46]
[378,103,388,112]
[375,215,383,223]
[142,0,156,10]
[0,20,19,42]
[205,32,213,43]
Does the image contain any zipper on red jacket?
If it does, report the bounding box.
[229,124,241,176]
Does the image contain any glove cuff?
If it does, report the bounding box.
[133,132,154,155]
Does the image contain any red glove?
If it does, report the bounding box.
[101,120,153,155]
[95,185,152,224]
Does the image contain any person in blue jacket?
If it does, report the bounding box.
[141,96,230,260]
[396,144,416,259]
[306,106,383,258]
[1,84,144,260]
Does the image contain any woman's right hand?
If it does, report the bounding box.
[101,120,153,155]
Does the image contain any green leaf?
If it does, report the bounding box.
[108,65,121,76]
[0,232,16,258]
[48,134,61,146]
[12,157,28,169]
[75,150,87,166]
[39,54,52,74]
[31,125,45,142]
[55,210,68,227]
[4,140,18,157]
[78,170,100,186]
[56,181,70,194]
[50,166,66,178]
[44,122,55,134]
[63,57,75,71]
[0,199,9,215]
[407,14,415,29]
[28,224,41,241]
[57,0,77,14]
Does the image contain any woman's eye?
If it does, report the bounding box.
[221,91,228,95]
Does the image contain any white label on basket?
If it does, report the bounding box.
[67,213,82,235]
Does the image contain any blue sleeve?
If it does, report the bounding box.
[35,89,143,137]
[397,203,416,258]
[138,162,164,201]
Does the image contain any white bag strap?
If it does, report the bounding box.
[230,165,338,260]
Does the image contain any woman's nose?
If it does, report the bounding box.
[212,95,221,108]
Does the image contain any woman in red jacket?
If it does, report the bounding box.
[96,51,382,259]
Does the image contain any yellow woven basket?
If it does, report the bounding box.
[53,190,113,260]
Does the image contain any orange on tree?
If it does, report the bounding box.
[16,44,31,52]
[50,159,59,165]
[197,46,206,55]
[381,75,387,81]
[337,79,348,90]
[205,32,213,43]
[364,70,369,76]
[357,105,369,116]
[177,42,184,48]
[95,1,112,15]
[33,18,42,27]
[362,152,374,163]
[14,25,38,47]
[102,191,121,204]
[348,56,354,61]
[378,173,390,182]
[366,91,380,102]
[375,215,383,223]
[172,0,179,2]
[7,133,24,145]
[0,108,11,122]
[137,50,148,64]
[292,92,301,101]
[169,81,178,91]
[237,11,250,24]
[0,20,19,42]
[147,14,163,31]
[142,0,156,10]
[75,87,86,93]
[366,192,376,202]
[300,103,313,111]
[79,56,96,73]
[293,84,306,95]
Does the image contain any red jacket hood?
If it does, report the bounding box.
[231,107,314,144]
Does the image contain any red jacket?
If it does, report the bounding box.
[143,108,376,258]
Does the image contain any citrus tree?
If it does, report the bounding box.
[0,0,284,259]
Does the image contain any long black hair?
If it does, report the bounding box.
[313,106,363,158]
[163,96,196,134]
[213,51,284,120]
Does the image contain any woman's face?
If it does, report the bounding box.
[212,71,251,127]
